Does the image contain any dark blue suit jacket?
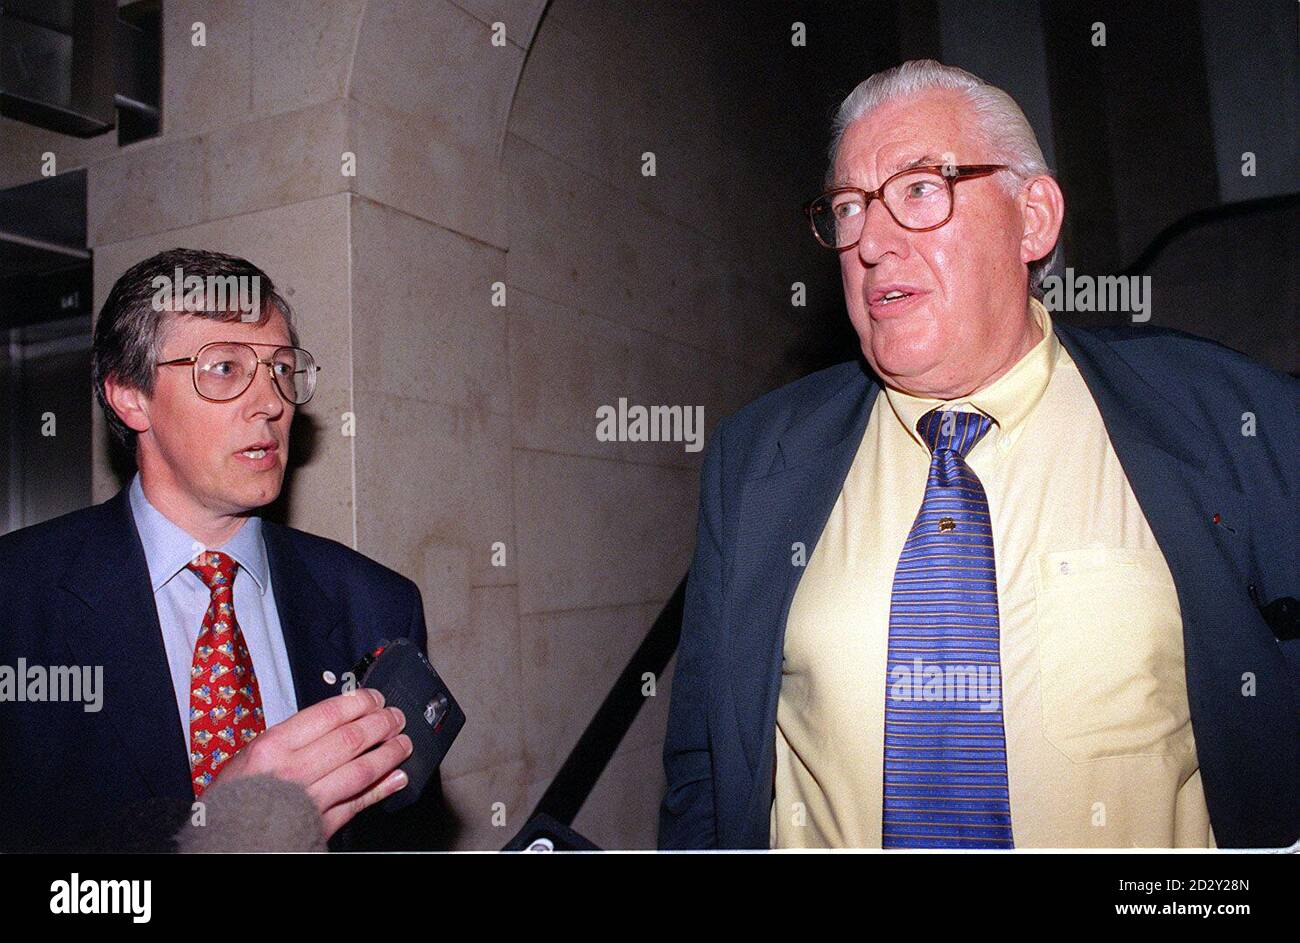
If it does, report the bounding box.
[0,486,443,852]
[660,322,1299,849]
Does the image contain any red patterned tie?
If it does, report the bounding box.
[186,550,266,796]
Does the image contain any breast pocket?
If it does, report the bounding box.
[1034,547,1194,761]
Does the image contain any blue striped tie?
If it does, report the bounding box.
[881,408,1014,848]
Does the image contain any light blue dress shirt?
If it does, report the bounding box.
[128,474,299,756]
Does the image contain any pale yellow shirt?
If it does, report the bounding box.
[772,299,1212,848]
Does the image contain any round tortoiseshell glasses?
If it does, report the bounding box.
[805,163,1009,249]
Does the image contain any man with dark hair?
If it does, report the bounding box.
[0,247,440,851]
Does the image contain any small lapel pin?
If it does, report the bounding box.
[1211,513,1236,535]
[322,670,337,685]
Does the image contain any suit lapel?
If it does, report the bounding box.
[261,523,353,710]
[60,489,193,799]
[727,367,880,792]
[55,495,356,800]
[1055,323,1254,596]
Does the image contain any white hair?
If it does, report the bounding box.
[827,59,1059,298]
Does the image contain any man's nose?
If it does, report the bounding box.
[244,361,286,419]
[855,196,909,265]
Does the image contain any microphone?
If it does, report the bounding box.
[174,774,326,852]
[502,813,600,851]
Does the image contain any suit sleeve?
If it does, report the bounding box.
[658,421,726,849]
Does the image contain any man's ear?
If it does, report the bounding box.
[1019,175,1064,267]
[103,376,152,437]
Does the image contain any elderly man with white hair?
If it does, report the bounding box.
[659,60,1298,850]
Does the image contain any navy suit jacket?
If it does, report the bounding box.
[660,322,1299,849]
[0,486,444,852]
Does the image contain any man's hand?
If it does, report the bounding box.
[216,689,412,839]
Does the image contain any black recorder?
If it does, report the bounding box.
[350,638,465,812]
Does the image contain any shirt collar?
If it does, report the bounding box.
[883,296,1059,452]
[127,473,270,595]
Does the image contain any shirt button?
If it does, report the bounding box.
[322,670,337,685]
